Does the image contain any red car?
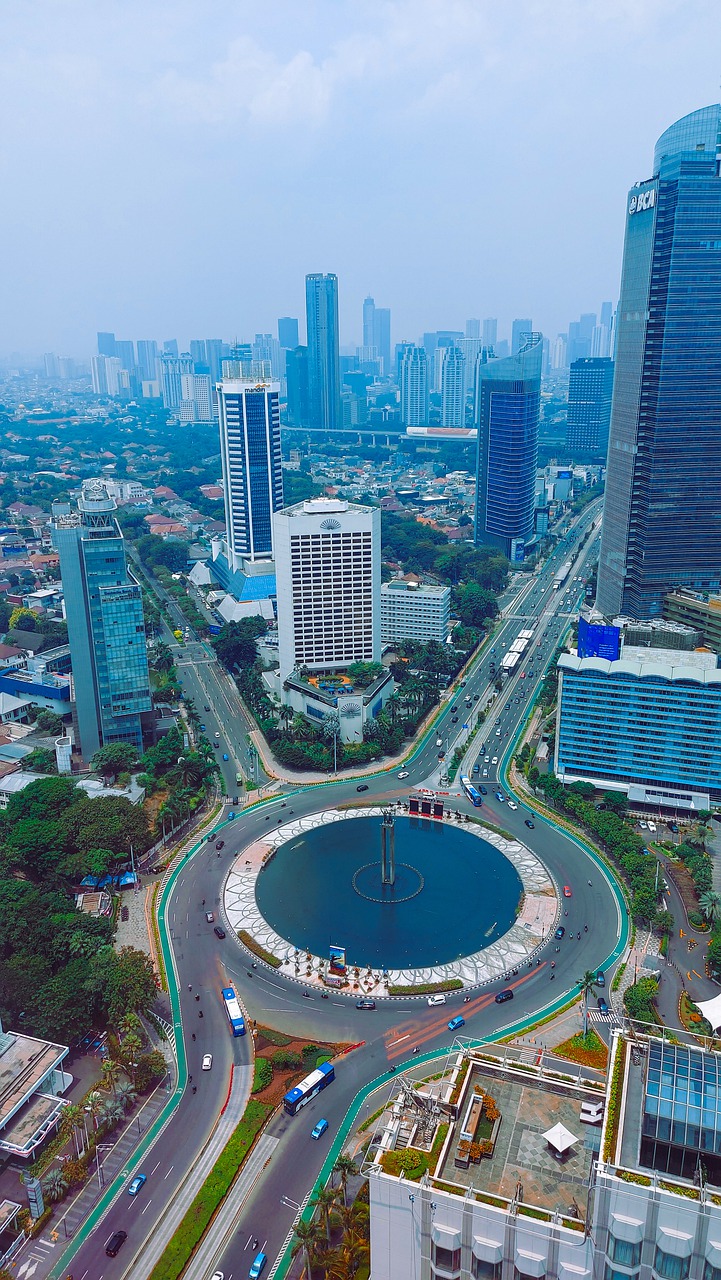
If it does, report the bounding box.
[563,885,572,898]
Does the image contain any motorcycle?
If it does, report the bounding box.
[321,992,329,999]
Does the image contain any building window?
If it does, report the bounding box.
[606,1266,640,1280]
[654,1251,690,1280]
[608,1237,642,1268]
[704,1265,721,1280]
[516,1270,544,1280]
[473,1260,501,1280]
[432,1242,461,1275]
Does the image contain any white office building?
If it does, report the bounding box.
[400,345,430,427]
[179,372,214,422]
[273,499,380,683]
[440,345,466,428]
[380,580,450,645]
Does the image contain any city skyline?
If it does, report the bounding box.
[2,2,721,352]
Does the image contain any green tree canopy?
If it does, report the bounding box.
[92,741,139,780]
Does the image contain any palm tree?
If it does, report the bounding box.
[333,1154,358,1208]
[701,891,721,924]
[578,970,597,1036]
[291,1218,323,1278]
[116,1081,137,1112]
[278,703,293,729]
[42,1166,68,1203]
[312,1185,339,1245]
[98,1098,124,1131]
[340,1227,369,1278]
[61,1103,87,1157]
[102,1058,122,1097]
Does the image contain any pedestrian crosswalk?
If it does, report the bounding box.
[588,1009,613,1023]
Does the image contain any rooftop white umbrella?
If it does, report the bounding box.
[696,994,721,1032]
[543,1122,578,1156]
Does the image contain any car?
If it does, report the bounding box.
[438,751,445,761]
[249,1252,268,1279]
[212,741,219,748]
[507,801,518,811]
[450,705,457,712]
[480,786,487,795]
[448,1015,466,1031]
[647,821,657,832]
[639,821,648,830]
[482,768,489,777]
[597,996,609,1016]
[105,1230,128,1256]
[121,905,129,921]
[459,680,466,687]
[495,728,502,737]
[555,926,565,939]
[356,784,369,792]
[204,705,211,711]
[397,770,409,779]
[222,753,229,761]
[520,671,525,678]
[200,723,206,731]
[215,732,220,738]
[491,755,498,764]
[484,755,490,762]
[211,1273,224,1280]
[214,925,226,939]
[128,1174,147,1197]
[205,911,215,922]
[474,693,480,701]
[202,1053,213,1070]
[311,1118,329,1140]
[227,812,235,820]
[563,885,572,898]
[215,840,224,850]
[524,818,535,828]
[596,970,605,987]
[669,822,679,833]
[472,764,480,776]
[356,998,376,1009]
[427,993,447,1006]
[451,716,459,723]
[495,791,505,802]
[495,989,514,1004]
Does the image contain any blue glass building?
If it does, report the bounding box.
[566,357,614,455]
[597,105,721,619]
[52,482,152,759]
[474,332,542,563]
[217,379,283,569]
[305,273,342,432]
[555,647,721,807]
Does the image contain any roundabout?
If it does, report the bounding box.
[223,806,560,989]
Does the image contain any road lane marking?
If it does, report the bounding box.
[141,1198,153,1213]
[150,1160,161,1175]
[163,1165,174,1179]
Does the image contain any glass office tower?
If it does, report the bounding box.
[566,357,614,455]
[52,481,152,760]
[474,333,542,563]
[217,378,283,568]
[305,273,342,431]
[596,104,721,619]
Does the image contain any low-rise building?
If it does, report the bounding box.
[366,1033,721,1280]
[0,1018,70,1160]
[380,580,450,645]
[279,667,394,743]
[664,590,721,654]
[554,645,721,809]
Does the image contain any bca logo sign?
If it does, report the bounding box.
[629,188,656,216]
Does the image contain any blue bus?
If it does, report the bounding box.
[460,774,483,807]
[221,987,246,1037]
[283,1061,335,1115]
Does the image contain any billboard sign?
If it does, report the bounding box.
[578,616,621,661]
[329,944,346,975]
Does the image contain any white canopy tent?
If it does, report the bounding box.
[695,994,721,1031]
[543,1122,579,1158]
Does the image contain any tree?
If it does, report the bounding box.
[134,1049,167,1091]
[312,1184,339,1244]
[21,747,57,774]
[291,1219,324,1277]
[333,1153,358,1208]
[92,742,139,781]
[116,1080,137,1111]
[42,1165,69,1203]
[624,977,659,1024]
[33,708,64,736]
[5,775,79,824]
[102,1058,122,1097]
[105,947,159,1026]
[212,620,264,671]
[655,909,675,938]
[455,582,498,629]
[578,970,597,1036]
[8,606,38,631]
[701,891,721,924]
[60,795,150,856]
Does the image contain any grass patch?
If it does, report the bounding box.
[387,979,463,996]
[151,881,168,992]
[553,1030,608,1070]
[238,930,282,968]
[252,1058,273,1093]
[148,1100,271,1280]
[380,1122,449,1181]
[256,1025,293,1047]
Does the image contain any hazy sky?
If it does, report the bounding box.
[3,0,721,357]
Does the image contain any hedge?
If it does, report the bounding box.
[252,1058,273,1093]
[388,979,464,996]
[238,930,283,968]
[148,1100,271,1280]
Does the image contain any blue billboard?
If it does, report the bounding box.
[578,616,621,661]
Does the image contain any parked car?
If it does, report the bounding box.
[121,905,129,921]
[311,1118,329,1140]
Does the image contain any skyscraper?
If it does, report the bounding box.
[511,318,532,356]
[399,345,429,426]
[278,317,299,350]
[566,357,614,455]
[285,347,310,426]
[362,296,376,349]
[115,340,135,374]
[306,273,341,431]
[482,318,497,349]
[97,331,116,357]
[474,333,542,563]
[190,340,207,367]
[205,340,224,388]
[160,352,194,410]
[439,345,465,427]
[274,498,380,683]
[52,480,152,759]
[217,378,283,569]
[137,340,158,383]
[361,295,391,373]
[596,104,721,619]
[466,318,481,339]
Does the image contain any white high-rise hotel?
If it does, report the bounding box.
[273,499,380,683]
[400,345,429,427]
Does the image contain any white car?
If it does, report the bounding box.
[491,756,498,764]
[639,821,648,830]
[495,729,501,737]
[482,768,489,777]
[427,993,447,1006]
[647,821,657,832]
[484,755,490,762]
[397,771,409,779]
[202,1054,213,1071]
[507,801,518,811]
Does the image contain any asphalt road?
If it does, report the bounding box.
[61,502,619,1280]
